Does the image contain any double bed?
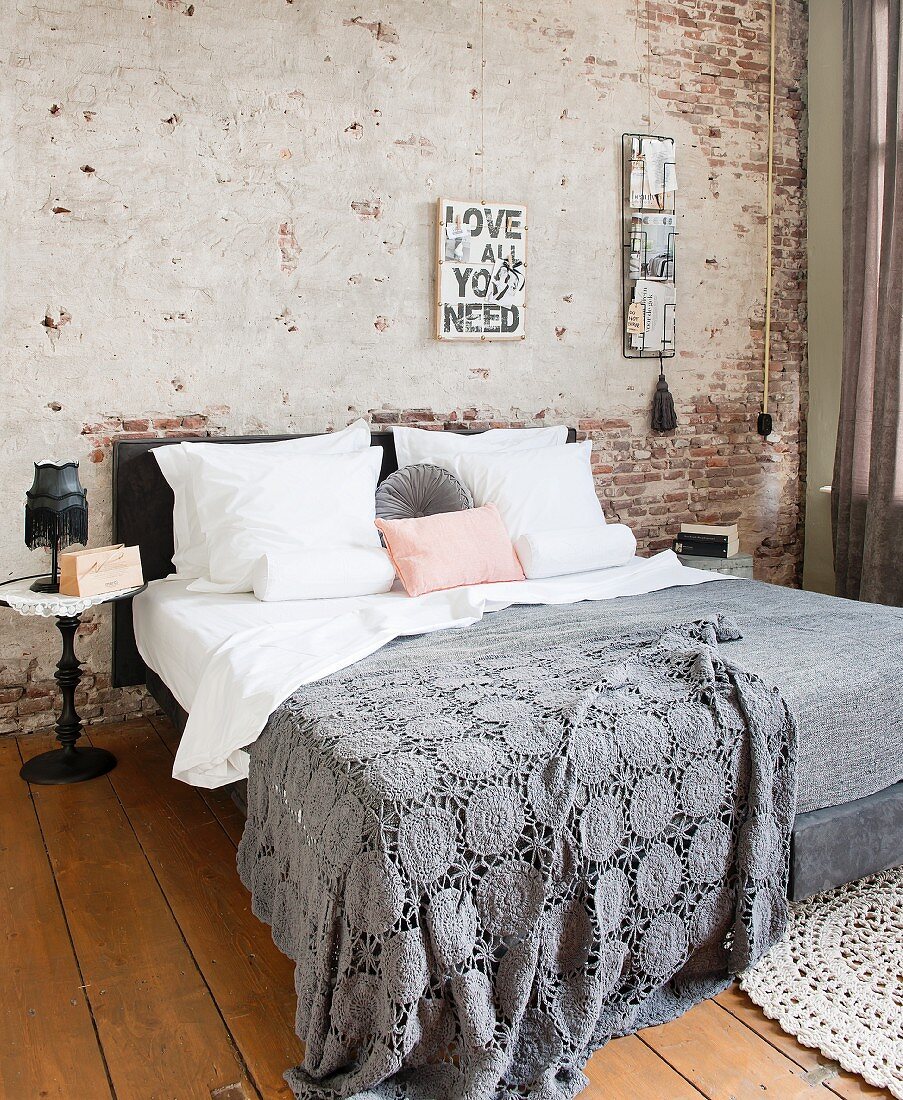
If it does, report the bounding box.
[110,428,902,1099]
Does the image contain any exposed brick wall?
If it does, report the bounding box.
[0,0,808,736]
[371,402,804,584]
[0,658,157,738]
[640,0,809,585]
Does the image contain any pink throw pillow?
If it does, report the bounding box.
[375,504,526,597]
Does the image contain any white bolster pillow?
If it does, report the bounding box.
[513,524,638,579]
[252,547,396,602]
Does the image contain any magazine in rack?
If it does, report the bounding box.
[623,134,677,357]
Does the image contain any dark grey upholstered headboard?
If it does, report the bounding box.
[111,426,576,687]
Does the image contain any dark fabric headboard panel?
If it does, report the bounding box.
[111,426,576,687]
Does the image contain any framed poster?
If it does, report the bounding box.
[436,198,527,341]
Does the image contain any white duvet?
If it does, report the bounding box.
[133,551,728,788]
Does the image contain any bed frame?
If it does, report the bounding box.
[111,429,902,902]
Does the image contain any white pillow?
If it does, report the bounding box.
[252,547,395,602]
[185,446,383,593]
[392,424,567,471]
[449,441,605,542]
[154,419,372,579]
[514,525,636,579]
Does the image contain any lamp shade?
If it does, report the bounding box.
[25,461,88,550]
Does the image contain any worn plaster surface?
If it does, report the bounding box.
[0,0,807,733]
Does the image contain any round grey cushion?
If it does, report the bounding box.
[375,463,473,521]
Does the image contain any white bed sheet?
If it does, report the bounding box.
[133,551,728,788]
[134,580,393,713]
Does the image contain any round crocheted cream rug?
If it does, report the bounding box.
[741,866,903,1098]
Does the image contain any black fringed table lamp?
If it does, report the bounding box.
[25,460,88,591]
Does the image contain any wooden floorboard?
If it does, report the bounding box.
[89,721,301,1100]
[149,714,247,847]
[715,986,895,1100]
[8,717,896,1100]
[0,738,113,1100]
[640,997,840,1098]
[19,730,259,1100]
[584,1033,706,1098]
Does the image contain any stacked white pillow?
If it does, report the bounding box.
[184,446,386,594]
[514,525,637,579]
[448,441,637,578]
[449,441,604,540]
[393,424,568,471]
[154,420,396,599]
[154,418,372,581]
[252,546,395,602]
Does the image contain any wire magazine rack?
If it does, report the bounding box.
[621,132,677,359]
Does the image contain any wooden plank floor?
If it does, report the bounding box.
[4,717,894,1100]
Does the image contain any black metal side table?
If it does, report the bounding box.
[0,580,146,784]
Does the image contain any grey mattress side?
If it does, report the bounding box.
[790,781,903,899]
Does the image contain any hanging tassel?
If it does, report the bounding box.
[651,358,677,432]
[25,504,88,550]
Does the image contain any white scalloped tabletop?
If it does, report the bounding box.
[0,578,145,618]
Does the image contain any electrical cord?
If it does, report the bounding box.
[0,573,46,587]
[762,0,777,426]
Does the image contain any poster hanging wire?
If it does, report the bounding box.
[480,0,485,200]
[646,0,652,134]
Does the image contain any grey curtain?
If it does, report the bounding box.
[833,0,903,606]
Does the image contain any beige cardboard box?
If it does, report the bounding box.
[59,544,144,597]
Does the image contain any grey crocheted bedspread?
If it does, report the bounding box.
[238,591,802,1100]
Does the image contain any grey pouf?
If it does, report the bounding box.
[375,463,472,521]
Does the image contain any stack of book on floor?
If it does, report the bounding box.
[673,523,739,558]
